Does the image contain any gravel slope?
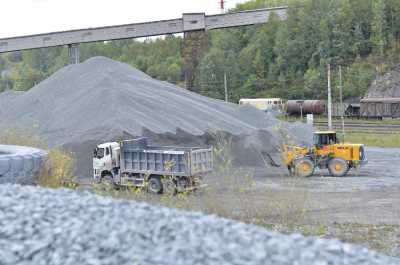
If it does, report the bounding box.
[0,185,397,265]
[0,56,286,144]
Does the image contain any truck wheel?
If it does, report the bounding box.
[148,177,162,194]
[328,158,349,177]
[99,175,115,191]
[162,177,177,195]
[294,158,315,178]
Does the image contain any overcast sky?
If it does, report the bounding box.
[0,0,247,38]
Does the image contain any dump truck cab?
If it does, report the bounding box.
[283,131,367,178]
[93,142,120,181]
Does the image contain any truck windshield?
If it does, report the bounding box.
[94,148,105,159]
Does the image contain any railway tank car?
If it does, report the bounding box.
[286,100,326,115]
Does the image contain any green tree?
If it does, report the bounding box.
[304,68,324,98]
[372,0,388,56]
[4,0,400,102]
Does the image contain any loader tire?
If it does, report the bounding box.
[294,158,315,178]
[0,145,47,185]
[328,158,349,177]
[359,146,366,161]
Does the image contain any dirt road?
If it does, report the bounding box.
[83,146,400,255]
[255,147,400,193]
[82,146,399,226]
[247,147,400,225]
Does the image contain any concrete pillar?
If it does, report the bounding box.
[182,30,208,90]
[68,44,80,64]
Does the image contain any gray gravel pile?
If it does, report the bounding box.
[0,184,397,265]
[0,90,23,116]
[367,64,400,98]
[0,57,312,176]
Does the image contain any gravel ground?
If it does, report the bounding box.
[0,185,398,265]
[255,147,400,193]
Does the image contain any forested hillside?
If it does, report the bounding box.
[1,0,400,103]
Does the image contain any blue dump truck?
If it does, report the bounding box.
[93,138,213,194]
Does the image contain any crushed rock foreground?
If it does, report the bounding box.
[0,185,398,265]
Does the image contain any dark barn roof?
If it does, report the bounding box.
[361,98,400,103]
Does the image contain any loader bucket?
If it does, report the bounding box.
[261,152,282,168]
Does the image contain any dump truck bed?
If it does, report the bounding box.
[120,138,213,176]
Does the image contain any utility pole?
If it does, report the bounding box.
[339,65,345,142]
[68,44,80,64]
[300,104,303,121]
[224,72,228,102]
[327,63,332,130]
[298,100,304,121]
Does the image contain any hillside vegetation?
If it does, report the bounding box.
[1,0,400,103]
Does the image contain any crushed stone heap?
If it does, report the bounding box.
[0,184,397,265]
[0,57,312,176]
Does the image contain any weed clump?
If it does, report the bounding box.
[39,148,76,188]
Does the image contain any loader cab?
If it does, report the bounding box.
[314,131,338,147]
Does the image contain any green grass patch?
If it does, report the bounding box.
[257,222,399,257]
[344,132,400,148]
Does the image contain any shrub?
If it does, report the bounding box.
[39,148,76,188]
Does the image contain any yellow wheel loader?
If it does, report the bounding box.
[282,131,367,177]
